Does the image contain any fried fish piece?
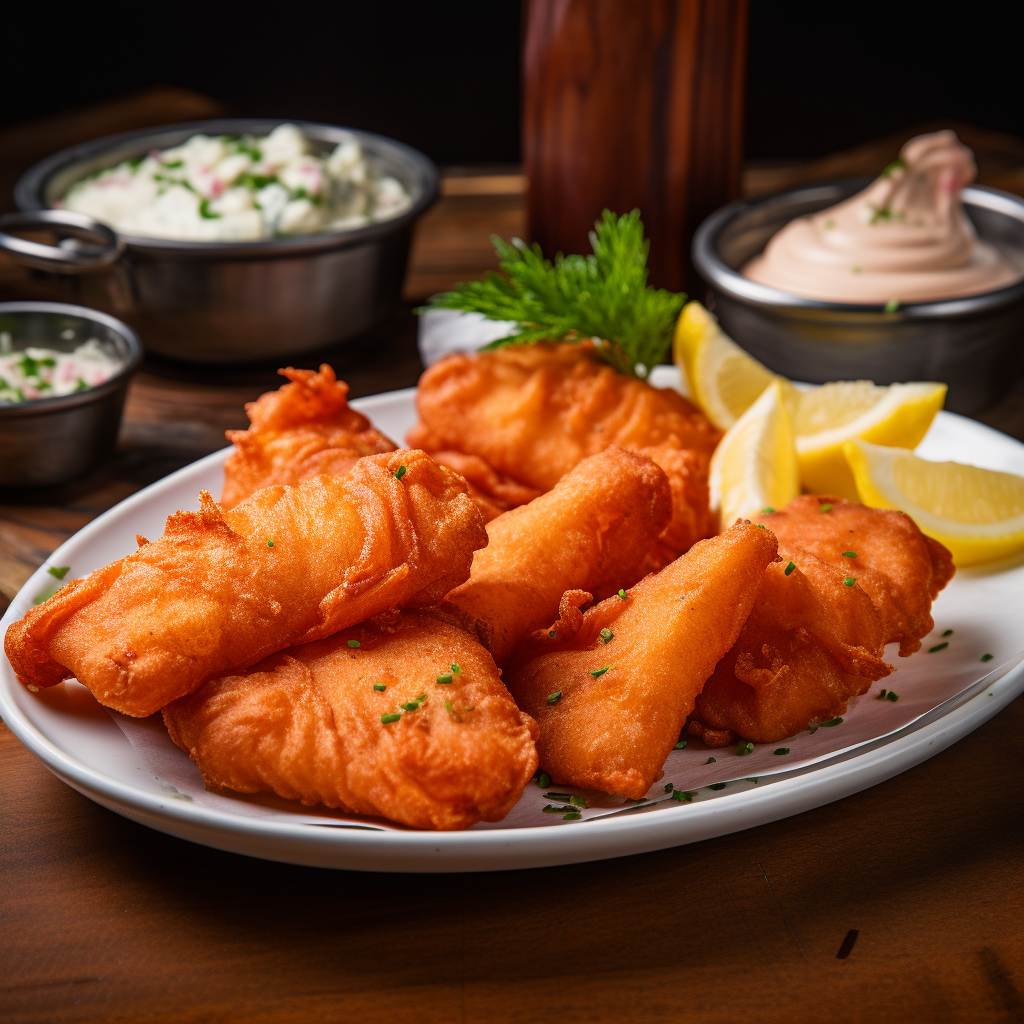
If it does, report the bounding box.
[5,451,487,717]
[220,364,397,510]
[422,449,543,523]
[436,446,672,666]
[407,342,719,552]
[504,523,778,798]
[164,611,538,831]
[689,497,955,744]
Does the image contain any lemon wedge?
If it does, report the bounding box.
[844,439,1024,565]
[710,379,799,529]
[673,300,779,429]
[794,381,947,499]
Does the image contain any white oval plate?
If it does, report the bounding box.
[3,373,1024,872]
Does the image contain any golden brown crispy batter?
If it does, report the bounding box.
[164,611,538,831]
[689,498,955,744]
[5,451,487,717]
[504,523,779,798]
[406,343,720,553]
[220,364,397,510]
[756,496,956,655]
[423,449,543,523]
[436,446,672,667]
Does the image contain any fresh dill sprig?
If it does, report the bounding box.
[421,209,685,380]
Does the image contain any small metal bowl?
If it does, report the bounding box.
[692,180,1024,414]
[2,119,438,365]
[0,301,141,487]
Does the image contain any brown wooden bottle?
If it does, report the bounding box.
[523,0,749,292]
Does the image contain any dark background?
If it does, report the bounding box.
[3,2,1023,163]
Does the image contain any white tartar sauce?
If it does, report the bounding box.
[59,124,412,242]
[0,336,121,402]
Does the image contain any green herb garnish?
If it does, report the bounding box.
[436,673,453,684]
[347,639,360,648]
[773,747,790,755]
[843,577,856,587]
[590,666,610,678]
[671,789,695,802]
[394,465,407,480]
[884,299,900,313]
[74,378,90,392]
[599,627,613,644]
[373,682,386,692]
[784,561,796,576]
[701,757,716,765]
[267,539,274,548]
[819,503,833,513]
[451,663,462,673]
[547,690,562,704]
[736,741,754,756]
[618,589,627,600]
[423,209,686,380]
[708,783,727,791]
[762,507,775,514]
[981,653,994,662]
[674,738,687,750]
[537,772,551,789]
[881,157,906,177]
[842,551,857,558]
[199,199,221,219]
[162,159,184,169]
[821,716,844,727]
[47,565,70,580]
[942,629,953,637]
[929,642,948,653]
[381,712,401,724]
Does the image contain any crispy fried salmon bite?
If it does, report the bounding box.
[688,498,955,745]
[220,364,397,510]
[6,451,487,718]
[436,446,672,667]
[164,611,538,831]
[504,523,778,799]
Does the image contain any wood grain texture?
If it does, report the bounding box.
[2,89,1024,1022]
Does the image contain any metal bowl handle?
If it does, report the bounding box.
[0,210,124,274]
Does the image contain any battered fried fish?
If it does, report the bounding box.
[436,446,672,666]
[503,523,779,798]
[688,497,955,744]
[164,611,538,831]
[407,342,719,553]
[220,364,396,510]
[6,451,487,717]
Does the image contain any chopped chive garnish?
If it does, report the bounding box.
[451,663,462,673]
[570,794,586,808]
[267,539,274,547]
[877,689,889,700]
[381,712,401,724]
[843,577,856,587]
[618,589,627,599]
[842,551,857,558]
[373,682,386,692]
[821,716,844,727]
[929,642,948,653]
[886,691,899,702]
[562,811,582,820]
[547,690,562,704]
[445,700,452,710]
[942,629,953,637]
[436,673,453,684]
[401,701,420,712]
[416,693,427,701]
[773,747,790,755]
[46,565,70,580]
[762,507,775,514]
[701,757,716,765]
[591,665,610,678]
[626,797,647,805]
[674,739,687,750]
[542,804,575,814]
[599,627,614,644]
[347,639,360,648]
[884,299,900,313]
[394,464,407,480]
[545,792,573,802]
[537,772,551,788]
[549,630,557,638]
[819,503,833,513]
[784,560,796,576]
[981,653,994,662]
[708,783,727,791]
[736,741,754,756]
[672,789,695,802]
[664,783,674,793]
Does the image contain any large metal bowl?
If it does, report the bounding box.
[2,119,439,364]
[692,180,1024,414]
[0,301,142,486]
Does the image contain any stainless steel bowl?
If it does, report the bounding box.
[3,119,438,364]
[0,301,142,486]
[691,179,1024,414]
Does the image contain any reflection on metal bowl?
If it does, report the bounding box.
[3,119,438,365]
[692,180,1024,415]
[0,302,142,487]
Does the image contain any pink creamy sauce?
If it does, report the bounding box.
[744,131,1021,304]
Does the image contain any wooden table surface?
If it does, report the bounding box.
[2,91,1023,1024]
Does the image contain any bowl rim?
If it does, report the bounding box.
[13,118,439,258]
[0,301,143,418]
[692,179,1024,319]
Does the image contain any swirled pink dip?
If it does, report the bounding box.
[743,131,1021,304]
